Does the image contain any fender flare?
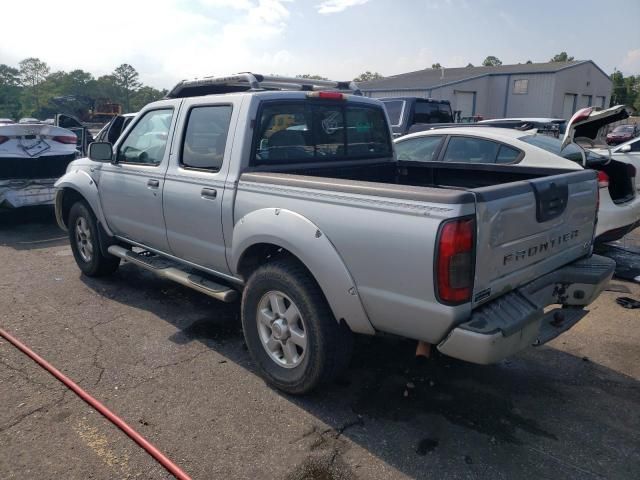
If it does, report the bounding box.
[230,208,375,335]
[54,169,113,236]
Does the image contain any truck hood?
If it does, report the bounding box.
[561,105,631,151]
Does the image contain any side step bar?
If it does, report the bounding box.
[107,245,238,303]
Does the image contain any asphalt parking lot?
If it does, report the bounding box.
[1,207,639,480]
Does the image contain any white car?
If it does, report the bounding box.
[0,122,78,208]
[394,107,640,243]
[591,136,640,194]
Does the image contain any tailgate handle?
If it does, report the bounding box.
[530,179,568,222]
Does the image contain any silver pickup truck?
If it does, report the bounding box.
[54,74,614,394]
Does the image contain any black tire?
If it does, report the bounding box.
[241,258,353,394]
[68,201,120,277]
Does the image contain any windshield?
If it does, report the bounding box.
[613,125,634,133]
[381,100,405,126]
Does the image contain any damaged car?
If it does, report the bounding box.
[0,121,78,209]
[394,105,640,243]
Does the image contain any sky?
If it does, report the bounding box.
[1,0,639,89]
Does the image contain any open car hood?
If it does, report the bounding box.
[561,105,631,151]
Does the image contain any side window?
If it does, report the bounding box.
[181,105,232,171]
[395,136,443,162]
[629,139,640,152]
[116,109,173,165]
[496,145,521,164]
[443,136,500,163]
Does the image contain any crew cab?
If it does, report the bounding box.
[54,73,613,394]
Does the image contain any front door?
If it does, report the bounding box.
[99,103,179,252]
[162,100,238,274]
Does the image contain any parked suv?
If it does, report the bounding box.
[55,73,613,393]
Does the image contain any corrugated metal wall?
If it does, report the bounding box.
[364,90,430,99]
[361,63,612,120]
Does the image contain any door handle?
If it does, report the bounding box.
[147,179,160,188]
[201,187,217,199]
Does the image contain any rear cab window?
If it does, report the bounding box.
[413,100,452,124]
[252,100,392,165]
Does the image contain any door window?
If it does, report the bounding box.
[181,105,232,171]
[395,136,443,162]
[443,136,519,164]
[116,109,173,165]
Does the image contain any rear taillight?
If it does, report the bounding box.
[570,107,593,124]
[0,135,9,144]
[306,91,345,100]
[436,217,475,304]
[597,170,609,188]
[52,135,77,144]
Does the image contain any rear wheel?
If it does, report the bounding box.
[68,201,120,277]
[241,258,353,394]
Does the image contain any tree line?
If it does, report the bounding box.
[0,58,166,121]
[2,53,638,121]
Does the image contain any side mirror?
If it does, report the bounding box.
[619,144,631,153]
[88,142,113,162]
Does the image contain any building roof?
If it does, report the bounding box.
[358,60,608,91]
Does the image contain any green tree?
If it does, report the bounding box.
[466,63,474,68]
[0,64,22,118]
[482,56,502,67]
[131,86,166,111]
[353,71,384,82]
[431,63,442,69]
[18,57,50,115]
[550,52,574,62]
[526,60,533,64]
[112,64,141,112]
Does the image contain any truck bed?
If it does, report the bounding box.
[245,159,580,198]
[239,160,597,340]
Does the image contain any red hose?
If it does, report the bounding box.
[0,327,192,480]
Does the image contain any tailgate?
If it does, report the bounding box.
[471,170,597,306]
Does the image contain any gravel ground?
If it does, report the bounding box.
[1,206,639,480]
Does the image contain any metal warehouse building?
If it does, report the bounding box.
[358,60,612,120]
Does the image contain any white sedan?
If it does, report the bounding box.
[591,136,640,194]
[394,123,640,243]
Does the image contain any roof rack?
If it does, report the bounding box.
[165,72,362,99]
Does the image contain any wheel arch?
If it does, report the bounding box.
[231,208,375,335]
[54,170,112,236]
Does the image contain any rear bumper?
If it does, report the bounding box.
[595,194,640,241]
[437,254,615,364]
[0,180,56,208]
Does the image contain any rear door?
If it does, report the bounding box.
[162,98,240,274]
[471,169,598,306]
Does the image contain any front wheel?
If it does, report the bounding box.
[68,201,120,277]
[241,258,353,394]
